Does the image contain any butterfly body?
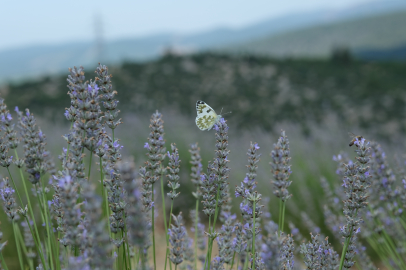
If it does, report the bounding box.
[195,100,222,131]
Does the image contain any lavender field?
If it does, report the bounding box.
[0,63,405,270]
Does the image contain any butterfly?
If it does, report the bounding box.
[195,100,222,131]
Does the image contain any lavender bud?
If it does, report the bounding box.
[189,143,203,199]
[168,212,187,265]
[167,143,181,200]
[120,160,150,248]
[0,177,18,220]
[270,130,292,202]
[300,233,320,270]
[217,213,236,264]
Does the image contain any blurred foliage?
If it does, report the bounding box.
[2,53,406,140]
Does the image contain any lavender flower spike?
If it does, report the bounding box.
[167,143,181,200]
[339,136,372,269]
[270,130,292,202]
[168,212,187,265]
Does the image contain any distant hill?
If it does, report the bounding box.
[226,10,406,58]
[1,0,406,83]
[1,53,406,140]
[355,44,406,61]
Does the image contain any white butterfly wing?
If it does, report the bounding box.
[195,100,219,131]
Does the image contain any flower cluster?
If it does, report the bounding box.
[0,99,18,168]
[370,141,401,215]
[80,181,114,269]
[168,212,187,265]
[340,137,371,268]
[270,130,292,202]
[200,118,230,218]
[51,172,81,247]
[18,108,49,185]
[217,213,236,265]
[0,177,17,220]
[141,111,166,206]
[190,209,206,264]
[96,63,122,130]
[189,143,203,199]
[261,220,279,269]
[167,143,181,200]
[119,160,149,248]
[66,67,103,149]
[279,234,294,270]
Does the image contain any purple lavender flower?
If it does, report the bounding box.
[270,130,292,202]
[167,143,181,200]
[189,143,203,199]
[0,178,17,220]
[168,212,187,265]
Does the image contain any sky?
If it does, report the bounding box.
[0,0,378,51]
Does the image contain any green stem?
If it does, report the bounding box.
[161,173,171,270]
[7,167,23,206]
[141,247,146,270]
[205,184,222,270]
[88,150,93,180]
[122,230,128,270]
[339,210,358,270]
[12,221,24,270]
[39,176,55,270]
[194,200,199,270]
[124,224,132,270]
[66,121,73,157]
[203,216,212,270]
[165,202,174,270]
[134,248,140,270]
[252,200,257,270]
[243,253,249,270]
[229,252,236,270]
[381,229,406,268]
[365,235,393,270]
[281,200,286,233]
[24,216,46,268]
[0,252,9,270]
[206,238,214,270]
[278,201,281,236]
[116,246,120,270]
[212,184,221,230]
[10,152,45,266]
[152,185,156,270]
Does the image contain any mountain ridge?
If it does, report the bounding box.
[1,0,405,83]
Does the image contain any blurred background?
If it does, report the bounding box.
[1,0,406,268]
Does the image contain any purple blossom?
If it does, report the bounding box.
[113,140,123,150]
[144,142,150,149]
[240,202,253,215]
[0,187,15,201]
[254,143,260,150]
[342,179,347,188]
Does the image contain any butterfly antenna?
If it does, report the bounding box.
[222,111,232,116]
[220,107,223,115]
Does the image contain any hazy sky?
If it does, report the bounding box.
[1,0,377,51]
